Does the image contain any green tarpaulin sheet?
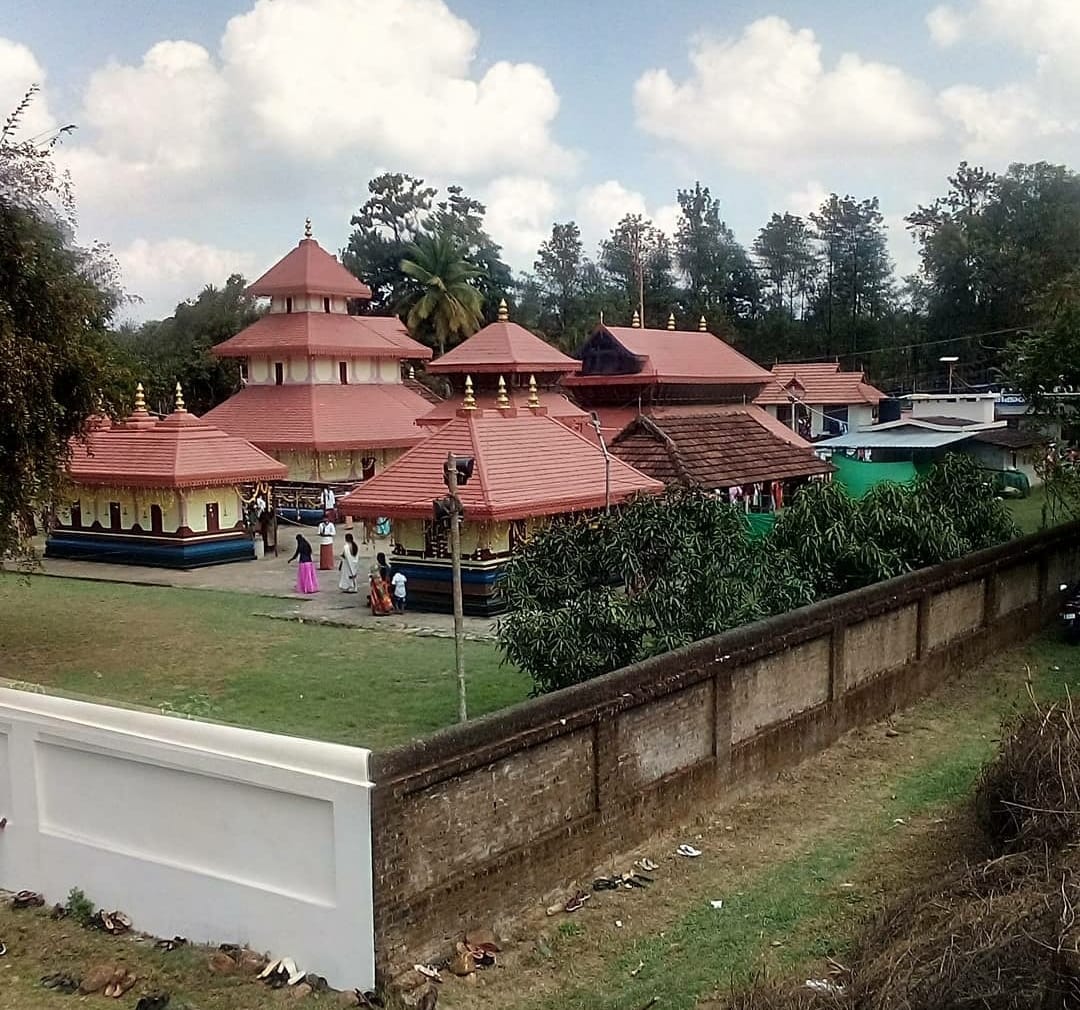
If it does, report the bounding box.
[830,454,919,499]
[745,512,777,538]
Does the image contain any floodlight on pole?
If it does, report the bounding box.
[940,356,959,394]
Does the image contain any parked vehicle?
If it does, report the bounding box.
[1061,583,1080,644]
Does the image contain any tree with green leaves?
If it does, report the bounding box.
[111,273,259,415]
[1,88,127,562]
[342,172,436,313]
[400,230,484,355]
[600,213,675,325]
[808,193,894,355]
[673,182,760,324]
[753,212,818,318]
[534,221,584,342]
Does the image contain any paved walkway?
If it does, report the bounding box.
[15,532,498,638]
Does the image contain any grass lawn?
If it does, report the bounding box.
[1007,483,1053,534]
[0,574,530,750]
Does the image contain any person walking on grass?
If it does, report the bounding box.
[287,534,319,594]
[391,567,407,613]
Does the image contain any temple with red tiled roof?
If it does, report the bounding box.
[340,386,663,613]
[203,220,435,484]
[755,362,885,437]
[418,299,589,431]
[563,312,774,412]
[46,384,287,568]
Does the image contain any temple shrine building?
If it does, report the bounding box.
[203,221,435,485]
[418,299,590,432]
[46,384,287,568]
[340,388,663,613]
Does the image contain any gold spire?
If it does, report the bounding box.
[463,375,477,411]
[408,365,415,380]
[304,217,312,239]
[527,374,540,409]
[496,375,510,409]
[699,315,708,332]
[667,312,676,330]
[174,381,187,413]
[134,382,146,412]
[631,309,641,328]
[498,297,509,322]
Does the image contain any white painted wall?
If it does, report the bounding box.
[0,688,374,990]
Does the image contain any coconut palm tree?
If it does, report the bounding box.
[399,231,484,355]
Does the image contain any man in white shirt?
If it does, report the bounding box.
[317,512,336,570]
[319,486,337,521]
[391,570,407,612]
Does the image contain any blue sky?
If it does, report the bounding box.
[4,0,1078,319]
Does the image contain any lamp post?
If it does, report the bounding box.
[438,452,474,722]
[589,412,612,514]
[940,355,959,394]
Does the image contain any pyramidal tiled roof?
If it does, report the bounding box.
[340,407,663,521]
[246,232,372,299]
[426,319,581,375]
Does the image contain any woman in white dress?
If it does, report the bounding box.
[338,533,361,592]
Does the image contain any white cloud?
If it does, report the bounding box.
[634,17,942,172]
[939,82,1070,151]
[0,37,56,139]
[928,1,1080,87]
[575,181,684,253]
[785,180,830,219]
[482,176,561,268]
[115,238,259,321]
[926,5,967,46]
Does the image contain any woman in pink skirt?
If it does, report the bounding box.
[287,534,319,594]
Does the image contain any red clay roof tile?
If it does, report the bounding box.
[201,383,433,452]
[755,362,885,406]
[426,320,581,375]
[340,408,663,521]
[212,312,431,359]
[246,237,372,299]
[67,409,288,489]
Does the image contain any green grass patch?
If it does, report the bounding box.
[0,574,528,749]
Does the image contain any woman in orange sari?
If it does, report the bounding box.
[368,551,394,616]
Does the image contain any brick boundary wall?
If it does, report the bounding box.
[370,521,1080,972]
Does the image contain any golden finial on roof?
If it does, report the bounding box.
[408,365,415,380]
[667,312,676,330]
[496,375,510,409]
[174,381,187,413]
[631,309,641,328]
[304,217,312,239]
[498,297,509,322]
[528,374,540,409]
[463,375,477,411]
[699,315,708,332]
[134,382,146,412]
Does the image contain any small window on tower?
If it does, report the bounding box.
[339,361,349,385]
[324,297,331,313]
[286,297,293,314]
[275,362,284,385]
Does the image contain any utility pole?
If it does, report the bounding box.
[444,452,467,722]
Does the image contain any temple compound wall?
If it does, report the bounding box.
[370,521,1080,972]
[0,688,375,991]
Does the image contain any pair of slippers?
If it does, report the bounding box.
[257,956,306,989]
[88,910,132,935]
[153,936,187,952]
[136,995,170,1010]
[12,890,44,909]
[676,844,702,858]
[564,890,591,913]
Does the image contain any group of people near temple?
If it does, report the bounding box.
[286,509,406,615]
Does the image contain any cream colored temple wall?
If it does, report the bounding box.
[61,486,241,533]
[246,355,403,386]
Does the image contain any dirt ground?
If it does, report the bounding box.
[0,635,1071,1010]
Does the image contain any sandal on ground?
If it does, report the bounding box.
[0,942,5,957]
[592,877,619,891]
[12,890,45,909]
[676,844,702,858]
[564,890,591,913]
[154,936,187,951]
[637,858,659,872]
[414,964,442,982]
[41,972,80,993]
